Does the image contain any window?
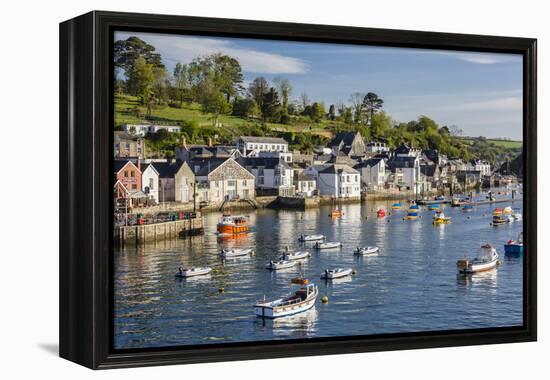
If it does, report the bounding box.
[132,184,137,190]
[242,180,247,186]
[149,178,154,189]
[228,180,237,187]
[130,170,135,177]
[124,171,128,178]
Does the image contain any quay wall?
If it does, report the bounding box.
[115,217,203,246]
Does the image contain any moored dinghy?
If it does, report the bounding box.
[456,243,499,274]
[220,247,254,258]
[504,232,524,255]
[354,246,379,255]
[265,260,296,270]
[279,250,311,261]
[254,283,318,319]
[314,241,343,250]
[175,267,212,278]
[298,234,326,242]
[320,268,353,279]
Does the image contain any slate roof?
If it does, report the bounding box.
[354,157,384,169]
[189,158,230,177]
[387,156,417,169]
[238,136,288,144]
[151,160,186,178]
[236,157,291,170]
[329,132,357,147]
[421,164,438,177]
[113,159,138,174]
[319,164,359,175]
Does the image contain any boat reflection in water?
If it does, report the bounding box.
[456,269,498,289]
[259,307,319,340]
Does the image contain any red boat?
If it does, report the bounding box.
[377,209,386,217]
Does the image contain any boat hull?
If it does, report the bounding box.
[254,289,318,319]
[504,244,524,255]
[217,225,248,235]
[458,258,498,274]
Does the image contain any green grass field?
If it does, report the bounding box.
[460,136,523,149]
[114,94,338,139]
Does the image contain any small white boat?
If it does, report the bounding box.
[220,248,254,258]
[354,246,379,255]
[298,234,326,242]
[279,251,310,261]
[265,260,296,270]
[175,267,212,278]
[512,213,522,221]
[254,283,318,318]
[456,244,499,274]
[314,241,342,250]
[320,268,353,279]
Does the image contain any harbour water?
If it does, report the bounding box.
[114,197,523,349]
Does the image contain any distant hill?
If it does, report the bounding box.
[499,153,523,176]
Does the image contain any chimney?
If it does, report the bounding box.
[208,137,213,147]
[180,135,187,149]
[137,158,141,170]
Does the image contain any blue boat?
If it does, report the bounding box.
[504,233,524,256]
[462,204,474,212]
[409,204,420,210]
[429,203,440,211]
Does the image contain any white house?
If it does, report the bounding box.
[152,160,195,203]
[316,164,361,198]
[473,160,491,176]
[123,124,181,136]
[140,163,160,203]
[237,157,294,193]
[236,136,289,154]
[295,172,317,197]
[354,157,386,190]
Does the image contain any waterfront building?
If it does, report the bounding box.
[192,157,255,205]
[471,159,492,176]
[114,131,145,158]
[114,159,142,191]
[295,172,317,197]
[122,123,181,136]
[354,157,386,190]
[316,164,361,198]
[237,157,294,195]
[394,143,421,158]
[152,160,195,203]
[140,163,160,204]
[329,131,366,158]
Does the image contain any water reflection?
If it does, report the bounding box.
[114,198,524,349]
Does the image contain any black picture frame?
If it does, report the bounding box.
[59,10,537,369]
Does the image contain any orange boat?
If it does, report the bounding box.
[330,207,342,218]
[217,214,249,235]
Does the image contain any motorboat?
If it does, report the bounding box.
[504,233,524,255]
[512,213,522,221]
[391,202,403,210]
[433,211,451,224]
[456,243,499,274]
[462,204,474,212]
[354,246,379,255]
[298,234,326,242]
[254,283,318,319]
[428,203,440,211]
[220,247,254,258]
[175,267,212,278]
[405,211,419,220]
[492,214,512,226]
[217,214,249,235]
[320,268,353,279]
[503,206,513,215]
[314,241,343,250]
[265,260,296,270]
[330,207,342,218]
[279,250,310,261]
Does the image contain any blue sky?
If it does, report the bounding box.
[115,31,523,140]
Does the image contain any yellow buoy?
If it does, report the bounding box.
[218,287,225,293]
[321,296,329,303]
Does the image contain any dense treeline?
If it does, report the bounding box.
[114,36,521,165]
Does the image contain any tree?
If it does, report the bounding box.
[300,93,310,109]
[173,62,189,105]
[248,77,269,108]
[201,90,232,127]
[261,87,282,121]
[126,56,154,105]
[273,76,293,109]
[328,104,336,120]
[114,36,163,72]
[232,98,260,118]
[362,92,384,125]
[349,92,365,124]
[450,125,463,137]
[303,102,325,122]
[152,66,170,104]
[370,111,392,139]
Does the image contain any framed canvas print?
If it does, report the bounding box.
[59,11,537,369]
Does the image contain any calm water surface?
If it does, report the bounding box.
[114,196,523,349]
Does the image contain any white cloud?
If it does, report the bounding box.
[115,32,308,74]
[437,51,517,65]
[442,96,522,111]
